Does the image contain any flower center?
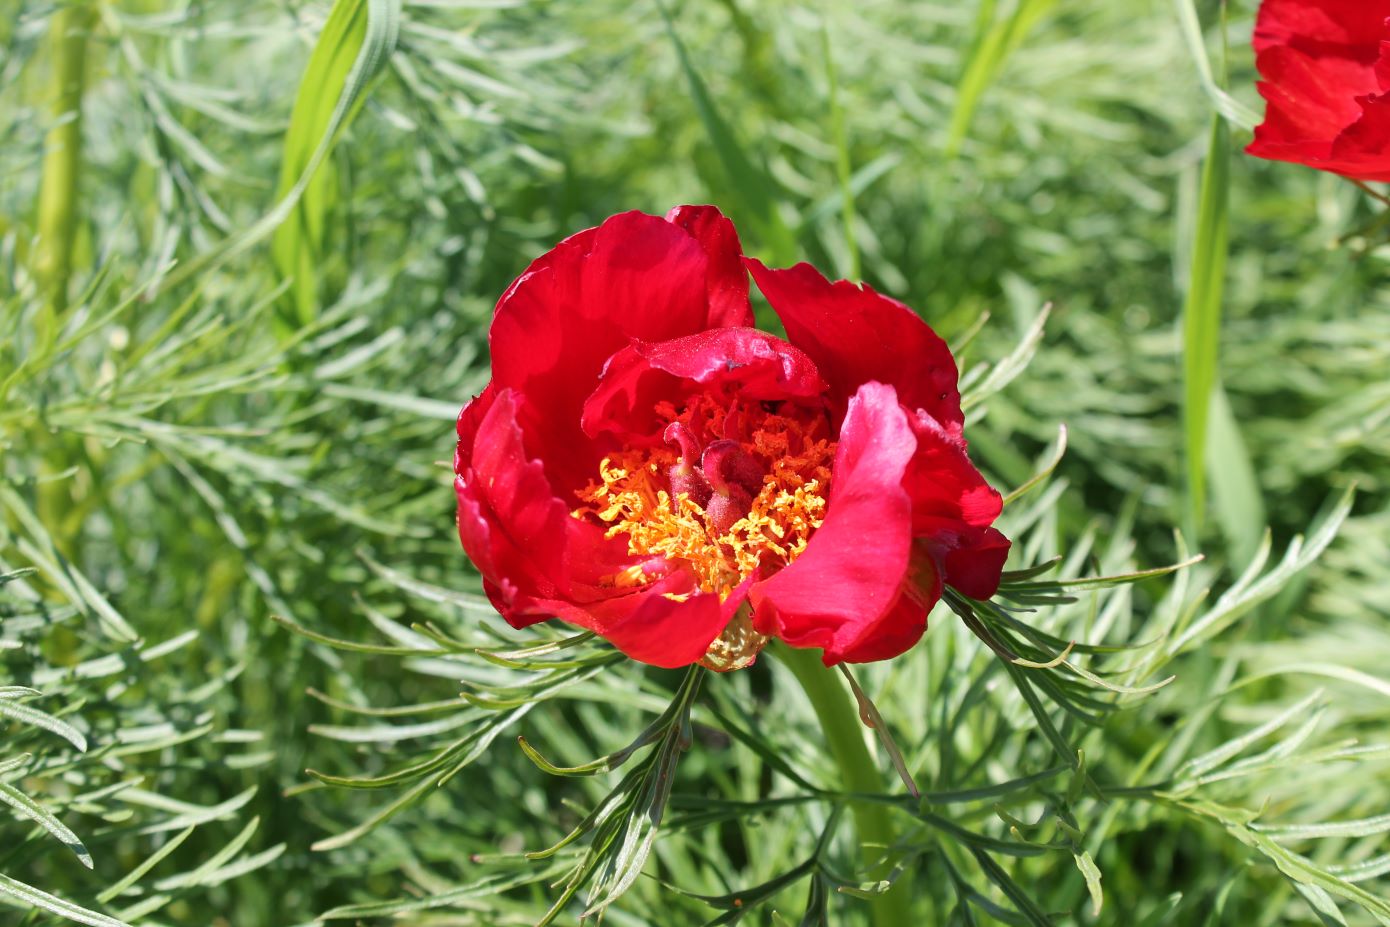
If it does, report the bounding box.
[572,395,836,667]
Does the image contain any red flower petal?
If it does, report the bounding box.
[745,259,963,436]
[528,582,728,669]
[750,381,918,665]
[832,554,944,664]
[589,590,729,668]
[454,382,497,475]
[832,590,930,665]
[664,205,755,329]
[1246,0,1390,180]
[487,209,751,493]
[1252,45,1372,146]
[581,327,827,440]
[1253,0,1389,55]
[941,525,1012,601]
[1329,91,1390,180]
[456,389,729,667]
[903,408,1003,533]
[482,569,728,668]
[456,389,631,604]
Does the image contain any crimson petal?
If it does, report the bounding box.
[524,582,728,669]
[1328,91,1390,181]
[1248,45,1376,162]
[456,389,641,608]
[487,209,750,493]
[664,205,755,328]
[750,381,918,665]
[942,526,1012,601]
[581,327,826,440]
[1246,0,1390,181]
[1252,0,1389,55]
[455,389,729,666]
[833,589,932,665]
[904,408,1003,533]
[746,259,962,434]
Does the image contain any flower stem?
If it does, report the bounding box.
[775,642,912,926]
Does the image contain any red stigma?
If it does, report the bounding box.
[663,422,712,507]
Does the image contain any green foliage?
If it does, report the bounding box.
[1181,114,1231,540]
[0,516,283,925]
[657,0,796,265]
[1,0,1387,924]
[272,0,402,332]
[948,0,1060,158]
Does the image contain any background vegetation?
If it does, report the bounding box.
[2,0,1388,923]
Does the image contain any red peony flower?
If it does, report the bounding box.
[453,206,1009,671]
[1246,0,1390,181]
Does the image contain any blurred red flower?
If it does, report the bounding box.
[1247,0,1390,181]
[453,207,1009,670]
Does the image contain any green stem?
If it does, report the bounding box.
[776,642,912,926]
[30,3,94,549]
[33,1,94,347]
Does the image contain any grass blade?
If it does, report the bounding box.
[0,781,93,868]
[0,873,129,927]
[272,0,402,331]
[1206,381,1266,566]
[1180,114,1230,540]
[657,1,795,264]
[946,0,1058,158]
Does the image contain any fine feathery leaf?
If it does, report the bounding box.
[0,873,130,927]
[0,781,94,869]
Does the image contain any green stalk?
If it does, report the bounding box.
[1179,114,1230,543]
[32,2,94,347]
[776,643,912,926]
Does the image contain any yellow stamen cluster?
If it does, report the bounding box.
[572,398,837,599]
